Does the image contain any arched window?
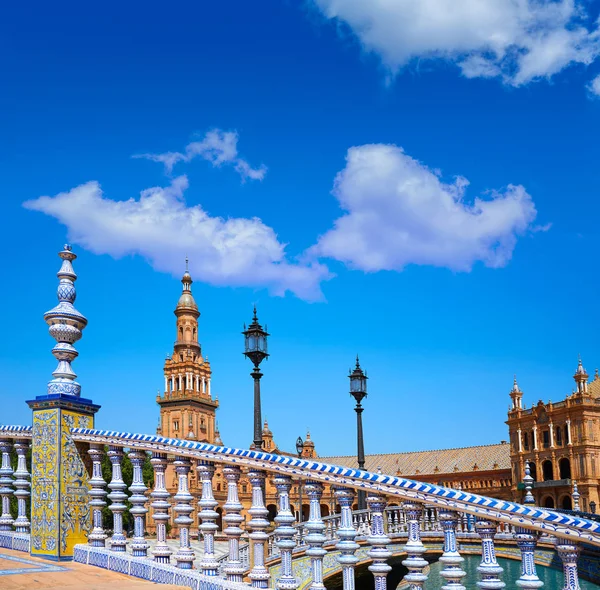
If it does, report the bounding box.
[543,496,555,508]
[559,458,571,479]
[556,426,563,446]
[542,460,554,481]
[562,496,573,510]
[523,432,530,450]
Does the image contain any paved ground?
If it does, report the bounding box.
[0,548,189,590]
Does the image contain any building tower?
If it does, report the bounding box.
[574,356,589,395]
[156,262,218,442]
[510,376,523,410]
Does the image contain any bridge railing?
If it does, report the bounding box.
[0,425,597,590]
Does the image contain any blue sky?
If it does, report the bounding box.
[2,1,600,458]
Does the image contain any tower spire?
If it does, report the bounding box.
[43,245,88,396]
[574,355,589,394]
[510,375,523,410]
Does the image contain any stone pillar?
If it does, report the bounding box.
[556,538,581,590]
[0,440,14,532]
[248,469,270,588]
[402,501,428,590]
[305,481,326,590]
[334,487,359,590]
[514,528,543,589]
[274,474,298,590]
[197,461,219,576]
[223,465,244,582]
[13,441,31,533]
[438,509,466,590]
[87,445,107,547]
[367,492,392,590]
[475,519,505,589]
[107,446,127,552]
[150,453,172,564]
[173,457,195,569]
[27,245,100,559]
[128,450,149,557]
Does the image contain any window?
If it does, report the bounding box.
[579,454,586,477]
[242,484,248,493]
[542,430,550,449]
[523,432,529,450]
[556,426,563,446]
[589,420,595,441]
[173,420,180,431]
[577,421,583,442]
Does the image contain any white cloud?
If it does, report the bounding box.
[588,73,600,95]
[24,176,329,301]
[134,129,267,181]
[309,144,541,272]
[311,0,600,86]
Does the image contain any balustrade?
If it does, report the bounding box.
[0,426,597,590]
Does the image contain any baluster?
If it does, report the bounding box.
[475,519,505,589]
[248,469,270,588]
[173,457,195,569]
[197,461,219,576]
[556,538,581,590]
[305,481,326,590]
[87,444,107,547]
[438,509,466,590]
[128,450,149,557]
[223,465,244,582]
[402,501,428,590]
[514,527,543,588]
[367,492,392,590]
[273,475,298,590]
[150,453,172,563]
[13,441,30,533]
[334,487,359,590]
[107,446,127,552]
[0,440,14,532]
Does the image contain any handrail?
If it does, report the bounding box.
[61,427,600,547]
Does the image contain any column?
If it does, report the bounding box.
[518,428,523,453]
[334,487,359,590]
[402,501,428,590]
[87,445,107,547]
[475,519,505,589]
[107,446,127,552]
[247,469,270,588]
[150,453,172,563]
[164,376,168,393]
[197,461,219,576]
[274,474,298,590]
[438,509,466,590]
[196,375,200,392]
[178,375,182,391]
[566,420,572,446]
[550,422,555,448]
[368,492,392,590]
[305,481,326,590]
[13,441,30,533]
[128,450,149,557]
[533,426,538,451]
[556,538,581,590]
[223,466,244,582]
[514,528,543,589]
[0,440,14,531]
[173,457,195,569]
[207,379,211,396]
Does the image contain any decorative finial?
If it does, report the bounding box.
[356,354,360,368]
[572,480,580,511]
[185,255,189,272]
[523,461,535,505]
[253,305,258,321]
[43,245,88,396]
[512,375,521,392]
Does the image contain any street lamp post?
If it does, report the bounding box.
[243,307,269,450]
[296,437,304,532]
[349,356,368,510]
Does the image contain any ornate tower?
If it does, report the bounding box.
[510,376,523,410]
[156,262,218,443]
[574,357,589,395]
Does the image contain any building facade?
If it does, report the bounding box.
[506,362,600,512]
